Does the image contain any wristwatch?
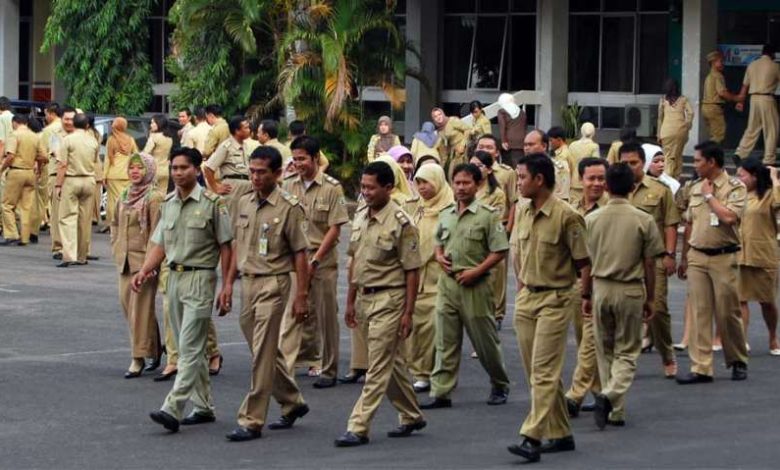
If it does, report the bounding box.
[664,251,675,258]
[703,193,714,202]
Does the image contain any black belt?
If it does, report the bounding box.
[223,174,249,180]
[362,285,404,295]
[701,102,724,106]
[169,263,216,273]
[750,93,775,96]
[9,167,33,170]
[691,245,740,256]
[241,272,283,279]
[66,174,92,177]
[525,285,565,293]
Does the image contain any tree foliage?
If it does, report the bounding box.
[42,0,154,115]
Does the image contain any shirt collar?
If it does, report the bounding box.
[713,170,729,188]
[369,200,396,224]
[533,195,556,217]
[607,198,630,206]
[250,186,280,207]
[176,183,203,202]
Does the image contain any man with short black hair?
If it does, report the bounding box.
[581,162,664,430]
[734,44,780,165]
[204,116,252,220]
[259,119,292,161]
[548,126,577,202]
[203,104,229,158]
[178,107,194,143]
[1,114,40,246]
[182,107,211,154]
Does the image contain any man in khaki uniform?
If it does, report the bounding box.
[335,161,425,447]
[223,146,311,442]
[421,163,510,409]
[508,153,591,463]
[605,128,637,165]
[620,142,680,377]
[565,158,608,417]
[258,119,292,161]
[280,136,349,388]
[702,51,739,144]
[0,97,13,237]
[1,115,40,245]
[203,104,230,158]
[582,162,664,429]
[54,114,101,266]
[204,116,252,220]
[548,127,577,203]
[41,106,71,258]
[132,147,233,433]
[182,107,211,154]
[476,134,516,326]
[524,130,571,205]
[735,44,780,165]
[678,141,749,384]
[177,107,194,144]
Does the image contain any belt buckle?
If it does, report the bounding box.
[175,264,184,273]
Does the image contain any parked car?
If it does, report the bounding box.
[10,100,47,130]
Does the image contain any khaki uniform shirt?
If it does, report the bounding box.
[183,121,211,154]
[676,178,697,222]
[150,184,233,268]
[0,110,12,145]
[606,140,622,165]
[629,176,680,235]
[743,55,780,95]
[513,196,588,288]
[410,137,442,163]
[5,127,40,169]
[39,119,67,176]
[575,193,609,216]
[493,162,516,217]
[551,154,572,202]
[476,186,507,220]
[265,138,292,161]
[704,69,727,104]
[658,96,694,140]
[738,187,780,268]
[687,171,746,250]
[440,117,470,157]
[585,199,664,282]
[233,187,308,275]
[179,122,194,143]
[471,114,492,139]
[110,192,163,274]
[348,200,422,288]
[143,132,173,169]
[203,118,230,157]
[366,134,401,162]
[435,199,509,273]
[58,129,100,177]
[282,171,350,268]
[205,136,247,177]
[569,139,600,190]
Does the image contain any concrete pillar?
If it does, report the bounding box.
[536,0,569,131]
[681,0,717,154]
[403,0,440,142]
[0,0,20,97]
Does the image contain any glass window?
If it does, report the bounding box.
[601,16,635,92]
[601,107,624,128]
[395,0,406,14]
[507,15,536,90]
[442,103,464,117]
[20,1,33,16]
[18,85,30,100]
[640,0,669,11]
[580,106,599,126]
[19,22,30,83]
[638,14,668,93]
[511,0,536,13]
[569,15,600,92]
[569,0,600,12]
[604,0,636,11]
[718,12,768,44]
[479,0,509,13]
[445,0,476,14]
[471,17,507,89]
[443,16,476,89]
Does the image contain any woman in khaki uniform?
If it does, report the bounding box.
[366,116,400,163]
[143,114,174,194]
[410,122,442,163]
[110,153,162,377]
[657,79,693,179]
[408,163,454,392]
[736,157,780,355]
[105,117,138,230]
[468,101,492,149]
[431,107,470,180]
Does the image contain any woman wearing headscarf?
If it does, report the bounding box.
[411,121,442,163]
[468,100,492,144]
[143,114,174,194]
[431,107,471,180]
[366,116,401,162]
[388,145,417,195]
[657,78,693,179]
[375,154,416,212]
[568,122,601,206]
[641,143,680,195]
[497,93,527,166]
[407,163,454,392]
[736,157,780,355]
[110,153,162,378]
[105,117,139,230]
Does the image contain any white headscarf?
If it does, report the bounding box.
[641,143,680,195]
[498,93,520,120]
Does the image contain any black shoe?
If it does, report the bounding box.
[52,252,63,260]
[607,419,626,427]
[580,399,596,412]
[208,355,223,376]
[124,369,143,379]
[507,437,541,463]
[420,397,452,409]
[387,420,426,438]
[153,369,177,382]
[56,262,73,268]
[594,394,612,430]
[267,404,310,430]
[566,397,580,418]
[86,255,99,261]
[0,239,21,246]
[149,410,179,433]
[540,435,575,454]
[313,377,337,389]
[334,431,369,447]
[226,426,262,442]
[676,372,714,385]
[40,223,49,232]
[338,369,366,384]
[145,354,162,372]
[413,382,430,393]
[496,319,503,331]
[29,234,39,244]
[731,361,748,381]
[486,388,508,406]
[181,412,216,426]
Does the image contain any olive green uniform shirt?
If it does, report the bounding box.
[150,184,234,268]
[435,199,509,273]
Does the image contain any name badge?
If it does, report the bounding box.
[258,222,270,256]
[709,212,719,227]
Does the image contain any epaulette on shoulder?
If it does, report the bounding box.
[323,173,341,186]
[479,202,498,212]
[280,189,300,206]
[164,190,176,201]
[395,210,411,226]
[730,177,742,186]
[202,189,220,202]
[283,172,298,180]
[498,163,512,171]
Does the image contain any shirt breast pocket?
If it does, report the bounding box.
[163,219,176,245]
[368,234,396,263]
[185,217,211,245]
[537,228,561,256]
[235,217,250,243]
[312,203,330,223]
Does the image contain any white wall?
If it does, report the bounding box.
[0,0,20,97]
